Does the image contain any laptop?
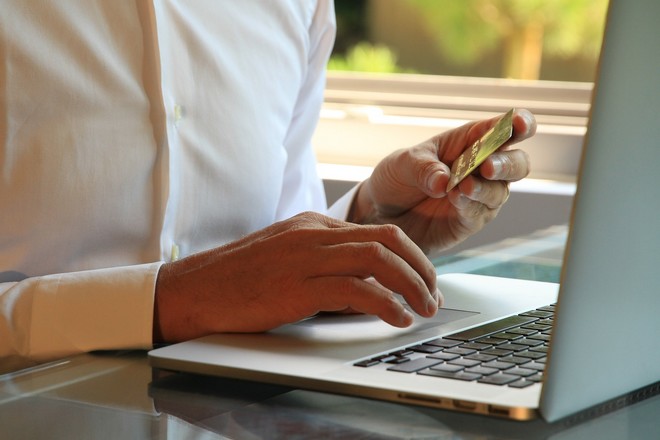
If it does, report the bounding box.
[149,0,660,423]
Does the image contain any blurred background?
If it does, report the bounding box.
[330,0,608,81]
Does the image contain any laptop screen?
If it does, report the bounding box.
[539,0,660,422]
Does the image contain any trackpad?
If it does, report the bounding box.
[292,307,478,341]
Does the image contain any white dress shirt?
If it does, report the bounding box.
[0,0,348,367]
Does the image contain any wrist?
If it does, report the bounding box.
[347,180,376,224]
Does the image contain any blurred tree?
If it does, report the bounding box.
[408,0,608,79]
[333,0,369,54]
[328,42,415,73]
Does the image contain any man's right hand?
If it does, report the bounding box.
[153,211,441,343]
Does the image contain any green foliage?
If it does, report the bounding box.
[409,0,608,64]
[328,42,416,73]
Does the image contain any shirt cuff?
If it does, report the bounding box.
[326,183,360,221]
[8,262,162,362]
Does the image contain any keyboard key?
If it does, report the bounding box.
[465,353,498,363]
[499,355,532,365]
[522,323,552,331]
[427,352,460,361]
[444,347,477,356]
[496,343,528,352]
[507,328,538,336]
[505,367,537,377]
[386,357,411,365]
[387,357,442,373]
[514,339,545,347]
[509,379,535,389]
[482,348,514,357]
[410,344,443,354]
[419,369,481,381]
[354,359,380,367]
[425,338,462,348]
[444,315,537,342]
[524,362,547,372]
[466,366,499,376]
[449,358,481,368]
[460,342,492,350]
[527,373,544,382]
[478,373,519,385]
[431,363,464,373]
[391,349,415,357]
[516,350,546,360]
[475,337,507,345]
[491,332,524,341]
[520,310,554,319]
[528,333,551,342]
[483,360,516,370]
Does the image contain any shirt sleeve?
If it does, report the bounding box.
[276,0,337,220]
[0,263,160,369]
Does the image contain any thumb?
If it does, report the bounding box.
[421,164,451,198]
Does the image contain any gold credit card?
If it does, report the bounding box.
[446,109,514,192]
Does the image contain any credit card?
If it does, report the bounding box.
[446,109,514,192]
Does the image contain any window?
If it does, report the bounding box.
[315,0,608,186]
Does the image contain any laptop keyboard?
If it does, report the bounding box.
[354,305,555,388]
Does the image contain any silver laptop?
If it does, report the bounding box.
[149,0,660,423]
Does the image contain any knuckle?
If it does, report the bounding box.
[380,293,403,313]
[378,223,406,241]
[505,150,531,178]
[335,276,362,297]
[360,241,388,262]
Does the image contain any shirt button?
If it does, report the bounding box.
[173,104,184,123]
[170,243,180,262]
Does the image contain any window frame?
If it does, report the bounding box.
[314,71,592,184]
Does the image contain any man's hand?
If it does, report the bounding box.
[154,212,441,342]
[349,109,536,254]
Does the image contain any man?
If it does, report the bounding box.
[0,1,534,370]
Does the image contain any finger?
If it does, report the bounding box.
[478,149,531,182]
[310,223,438,295]
[314,240,439,318]
[447,190,496,231]
[308,276,415,327]
[458,176,511,210]
[509,108,537,144]
[390,145,452,199]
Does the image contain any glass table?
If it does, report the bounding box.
[2,226,658,439]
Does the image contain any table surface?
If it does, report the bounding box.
[2,225,659,440]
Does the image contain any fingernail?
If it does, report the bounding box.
[426,296,438,316]
[435,288,445,308]
[490,157,503,176]
[522,110,535,135]
[427,170,446,195]
[401,309,414,327]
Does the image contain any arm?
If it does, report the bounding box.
[0,264,159,370]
